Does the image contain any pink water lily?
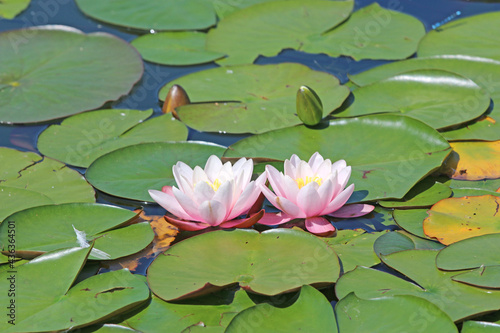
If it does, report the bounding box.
[258,152,374,236]
[149,155,266,231]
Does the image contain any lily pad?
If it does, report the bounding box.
[0,203,154,260]
[206,0,354,65]
[0,247,150,332]
[126,290,255,333]
[336,70,490,129]
[302,3,426,60]
[86,141,226,202]
[224,114,451,201]
[147,229,340,301]
[392,209,432,239]
[373,230,444,257]
[452,266,500,289]
[336,293,457,333]
[436,233,500,271]
[159,63,349,134]
[0,148,95,222]
[322,229,383,273]
[462,321,500,332]
[0,26,143,124]
[418,12,500,62]
[335,249,500,321]
[442,141,500,181]
[423,195,500,245]
[0,0,30,19]
[38,109,188,168]
[226,285,338,333]
[379,177,452,208]
[131,32,225,66]
[348,55,500,141]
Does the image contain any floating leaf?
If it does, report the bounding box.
[418,12,500,61]
[0,0,30,19]
[349,55,500,141]
[225,114,451,201]
[131,32,225,66]
[86,142,226,202]
[302,3,425,60]
[452,266,500,289]
[0,26,143,123]
[148,229,340,301]
[336,293,457,333]
[0,203,154,260]
[38,109,188,168]
[226,285,338,333]
[126,290,255,333]
[0,247,150,332]
[392,209,431,239]
[335,249,500,321]
[0,148,95,222]
[446,178,500,193]
[373,230,444,257]
[442,141,500,180]
[336,70,490,129]
[424,195,500,245]
[462,321,500,332]
[206,0,354,65]
[159,63,349,134]
[379,177,452,208]
[322,229,383,273]
[82,325,140,332]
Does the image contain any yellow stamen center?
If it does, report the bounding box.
[296,176,322,189]
[207,178,222,191]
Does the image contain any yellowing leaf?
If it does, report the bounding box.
[423,195,500,245]
[442,141,500,180]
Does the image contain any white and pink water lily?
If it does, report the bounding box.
[258,152,374,236]
[149,155,266,231]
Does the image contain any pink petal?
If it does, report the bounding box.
[328,204,375,218]
[193,166,209,184]
[148,189,192,221]
[234,159,253,196]
[227,173,266,220]
[212,180,234,219]
[204,155,223,182]
[331,159,347,173]
[193,181,215,205]
[290,154,301,167]
[257,212,294,226]
[219,210,264,228]
[296,160,313,180]
[173,187,203,221]
[164,215,210,231]
[284,158,297,179]
[317,179,334,210]
[320,184,355,216]
[199,200,226,226]
[308,152,324,172]
[296,182,323,217]
[315,159,333,179]
[305,217,336,236]
[337,166,352,189]
[232,157,248,173]
[282,175,299,204]
[266,165,286,197]
[173,161,193,182]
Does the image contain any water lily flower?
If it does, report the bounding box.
[258,152,374,236]
[149,155,266,231]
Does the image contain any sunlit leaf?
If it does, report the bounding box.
[379,177,452,208]
[38,110,188,168]
[424,195,500,245]
[442,141,500,180]
[0,0,30,19]
[392,209,432,239]
[462,321,500,332]
[0,26,143,123]
[373,230,444,257]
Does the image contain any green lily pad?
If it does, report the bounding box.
[302,3,425,60]
[206,0,353,65]
[225,114,451,201]
[86,141,226,202]
[392,209,432,239]
[147,229,340,301]
[38,109,188,168]
[126,290,255,332]
[453,188,500,198]
[336,69,489,129]
[452,266,500,289]
[159,63,349,134]
[379,177,452,208]
[0,203,154,260]
[336,293,457,333]
[446,179,500,193]
[436,233,500,271]
[423,195,500,245]
[131,32,225,66]
[335,249,500,321]
[348,55,500,141]
[226,285,337,332]
[418,12,500,62]
[373,230,444,257]
[0,26,143,124]
[0,247,150,332]
[462,321,500,333]
[0,0,30,19]
[82,325,140,333]
[322,229,383,273]
[0,148,95,222]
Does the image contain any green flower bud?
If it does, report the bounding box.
[296,85,323,126]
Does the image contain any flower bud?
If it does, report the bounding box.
[296,85,323,126]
